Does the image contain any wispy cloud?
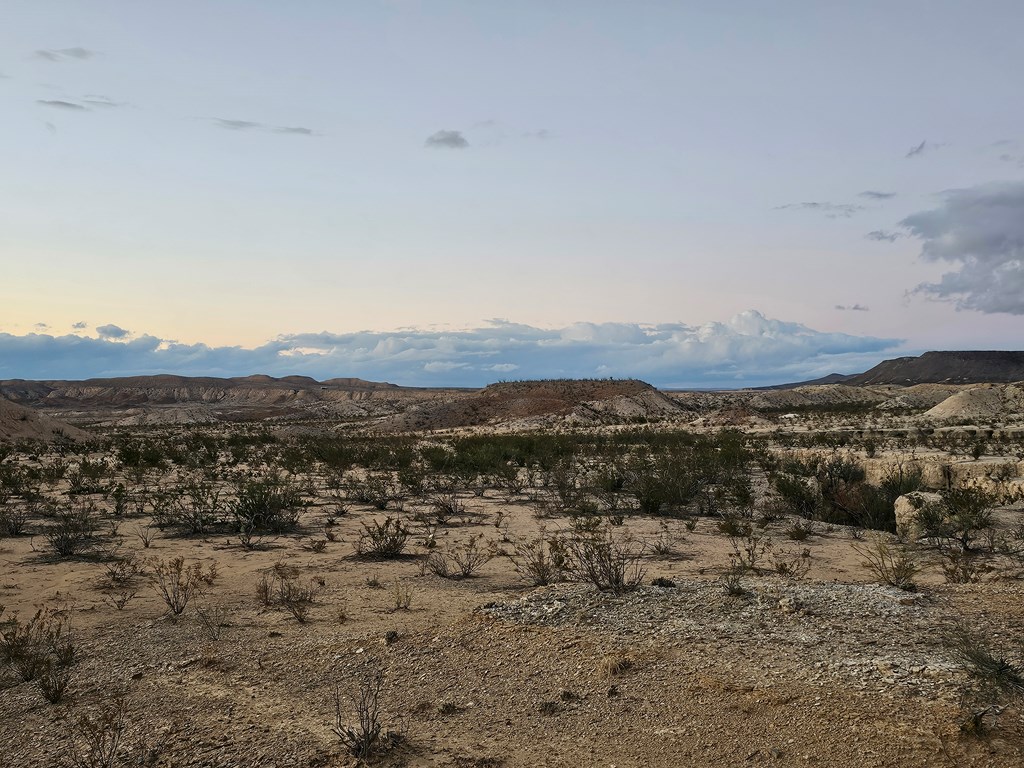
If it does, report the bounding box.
[858,190,896,200]
[0,312,901,388]
[866,230,904,242]
[835,304,869,312]
[774,202,865,218]
[35,47,96,61]
[71,322,88,330]
[522,129,551,139]
[212,118,316,135]
[425,129,469,149]
[214,118,261,131]
[37,99,87,110]
[905,140,928,158]
[81,94,126,108]
[901,181,1024,314]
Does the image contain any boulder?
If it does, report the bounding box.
[894,491,942,540]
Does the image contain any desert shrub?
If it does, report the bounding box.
[772,474,820,520]
[426,490,465,524]
[278,578,321,622]
[650,522,679,556]
[426,534,493,579]
[535,459,586,514]
[949,627,1024,697]
[771,550,812,578]
[163,479,225,535]
[917,486,996,553]
[37,655,74,703]
[345,473,395,510]
[60,696,136,768]
[937,547,991,583]
[0,504,30,536]
[509,529,564,586]
[555,525,645,593]
[845,484,898,534]
[720,567,746,597]
[1,608,75,695]
[853,536,920,590]
[947,626,1024,733]
[784,520,814,541]
[879,461,924,499]
[99,552,143,588]
[45,504,101,558]
[728,527,772,572]
[391,580,412,610]
[355,517,410,559]
[333,665,400,760]
[254,567,322,622]
[230,474,303,533]
[621,455,671,515]
[150,557,207,617]
[133,524,157,548]
[195,604,230,641]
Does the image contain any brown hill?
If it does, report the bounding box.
[385,379,684,430]
[0,397,92,443]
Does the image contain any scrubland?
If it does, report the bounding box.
[2,404,1024,767]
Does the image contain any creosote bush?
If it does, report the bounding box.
[509,529,564,586]
[45,504,100,558]
[853,536,920,591]
[0,607,76,702]
[150,557,210,618]
[426,534,493,579]
[355,517,410,559]
[333,665,400,760]
[555,524,646,593]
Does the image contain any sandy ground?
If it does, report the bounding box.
[2,466,1024,768]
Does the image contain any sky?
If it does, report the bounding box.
[2,1,1023,388]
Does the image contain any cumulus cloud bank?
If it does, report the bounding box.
[901,181,1024,314]
[0,312,901,388]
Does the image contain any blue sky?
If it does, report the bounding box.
[2,1,1023,386]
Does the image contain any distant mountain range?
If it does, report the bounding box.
[769,351,1024,389]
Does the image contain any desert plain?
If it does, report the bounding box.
[1,359,1024,767]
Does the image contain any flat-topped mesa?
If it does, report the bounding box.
[847,351,1024,386]
[0,374,409,408]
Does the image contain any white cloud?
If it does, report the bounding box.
[0,311,901,387]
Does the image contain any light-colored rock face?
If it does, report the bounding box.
[894,491,942,539]
[0,397,92,443]
[924,383,1024,422]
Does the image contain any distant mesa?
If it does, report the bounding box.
[770,351,1024,388]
